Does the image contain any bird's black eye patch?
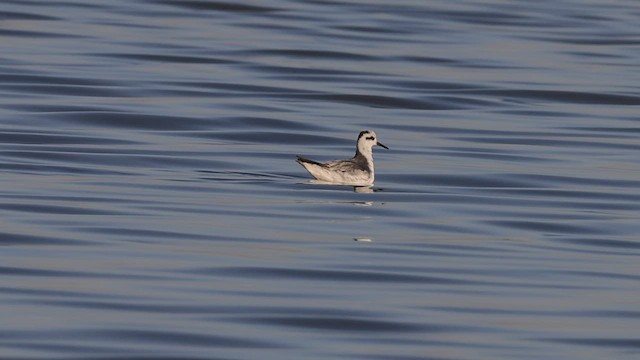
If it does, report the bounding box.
[366,136,375,140]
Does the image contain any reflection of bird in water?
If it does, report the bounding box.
[296,130,388,186]
[353,186,374,194]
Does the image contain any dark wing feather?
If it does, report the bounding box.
[325,158,368,173]
[296,156,326,167]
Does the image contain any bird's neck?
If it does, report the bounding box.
[356,143,373,157]
[355,146,374,168]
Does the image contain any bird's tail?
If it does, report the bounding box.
[296,156,324,167]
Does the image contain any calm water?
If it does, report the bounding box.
[1,0,640,359]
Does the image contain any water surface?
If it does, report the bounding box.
[1,1,639,359]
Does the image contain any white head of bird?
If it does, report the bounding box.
[356,130,389,160]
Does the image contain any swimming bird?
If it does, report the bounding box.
[296,130,388,186]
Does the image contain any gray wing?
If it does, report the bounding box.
[324,159,368,173]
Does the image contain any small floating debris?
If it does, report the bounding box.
[353,238,373,242]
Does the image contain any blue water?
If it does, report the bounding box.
[1,1,639,359]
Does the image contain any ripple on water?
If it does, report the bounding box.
[1,0,640,359]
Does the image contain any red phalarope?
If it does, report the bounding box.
[296,130,388,186]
